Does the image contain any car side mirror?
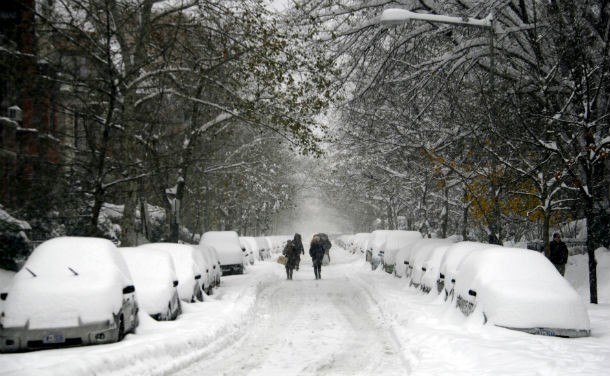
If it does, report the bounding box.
[195,274,202,280]
[0,292,7,301]
[404,261,408,265]
[468,289,477,297]
[421,267,427,272]
[173,280,179,287]
[123,285,135,294]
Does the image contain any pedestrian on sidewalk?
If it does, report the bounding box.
[309,234,325,280]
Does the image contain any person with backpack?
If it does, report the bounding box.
[549,232,569,276]
[282,240,299,280]
[309,234,326,280]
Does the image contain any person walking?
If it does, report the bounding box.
[549,232,569,276]
[282,240,298,280]
[293,233,304,271]
[309,234,325,280]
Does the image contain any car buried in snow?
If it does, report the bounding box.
[197,243,222,293]
[200,231,244,275]
[119,247,181,321]
[366,230,393,270]
[139,243,205,303]
[0,237,139,352]
[437,241,502,301]
[380,230,422,274]
[452,247,591,338]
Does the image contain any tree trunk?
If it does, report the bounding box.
[89,186,105,236]
[543,211,551,258]
[120,181,139,246]
[461,189,469,241]
[168,178,185,242]
[585,199,599,304]
[386,203,394,230]
[441,186,449,238]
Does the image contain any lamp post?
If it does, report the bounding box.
[378,8,501,242]
[379,8,495,84]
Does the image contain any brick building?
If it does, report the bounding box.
[1,0,61,208]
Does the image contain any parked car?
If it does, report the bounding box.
[380,231,422,273]
[200,231,244,275]
[452,248,591,338]
[393,237,427,278]
[255,237,271,260]
[139,243,205,303]
[366,230,393,270]
[119,247,181,321]
[438,241,501,300]
[239,237,256,266]
[197,243,221,291]
[408,239,457,288]
[0,237,139,352]
[419,243,453,294]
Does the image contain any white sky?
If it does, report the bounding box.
[1,243,609,375]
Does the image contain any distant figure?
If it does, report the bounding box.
[310,234,331,279]
[282,240,299,280]
[293,233,304,271]
[549,233,569,276]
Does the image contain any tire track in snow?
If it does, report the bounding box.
[174,260,410,375]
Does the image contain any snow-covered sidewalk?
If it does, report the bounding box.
[1,247,609,375]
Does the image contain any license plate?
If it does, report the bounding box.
[42,333,65,344]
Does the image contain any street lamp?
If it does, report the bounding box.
[379,8,493,29]
[378,8,496,91]
[378,8,501,241]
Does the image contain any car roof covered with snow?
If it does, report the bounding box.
[200,231,243,265]
[2,237,132,329]
[119,247,178,315]
[453,247,590,336]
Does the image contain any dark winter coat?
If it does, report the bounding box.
[309,238,326,263]
[282,240,299,268]
[293,234,304,257]
[550,239,569,265]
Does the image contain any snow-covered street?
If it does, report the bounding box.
[1,246,609,375]
[175,266,408,376]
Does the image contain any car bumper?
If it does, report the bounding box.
[0,319,119,353]
[221,264,243,276]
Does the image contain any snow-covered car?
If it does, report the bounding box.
[200,231,244,275]
[438,241,501,300]
[254,237,271,260]
[380,231,422,273]
[119,247,181,321]
[407,239,456,288]
[419,243,452,294]
[139,243,204,303]
[0,237,139,352]
[393,237,427,278]
[366,230,393,270]
[452,248,591,338]
[239,236,256,266]
[197,243,221,292]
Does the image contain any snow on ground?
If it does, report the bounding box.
[1,247,609,375]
